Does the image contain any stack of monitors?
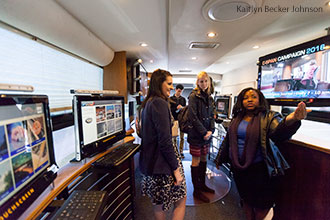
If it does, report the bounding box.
[73,95,126,161]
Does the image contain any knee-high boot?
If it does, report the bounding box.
[191,166,210,203]
[199,161,215,193]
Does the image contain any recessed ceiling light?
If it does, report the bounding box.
[226,62,230,64]
[207,32,217,38]
[327,1,330,6]
[253,45,260,49]
[140,42,148,47]
[191,57,197,60]
[150,60,154,63]
[137,59,143,63]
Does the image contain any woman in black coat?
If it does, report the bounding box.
[187,71,215,203]
[215,87,310,220]
[139,69,186,220]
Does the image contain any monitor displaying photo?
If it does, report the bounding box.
[215,96,231,118]
[73,95,126,161]
[0,95,56,219]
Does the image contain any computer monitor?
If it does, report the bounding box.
[258,35,330,106]
[0,94,56,219]
[73,95,126,161]
[215,96,231,118]
[128,101,135,123]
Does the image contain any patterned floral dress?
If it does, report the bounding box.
[141,142,186,211]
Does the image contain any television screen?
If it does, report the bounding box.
[73,95,126,161]
[258,35,330,106]
[217,100,225,112]
[0,94,56,219]
[215,96,230,118]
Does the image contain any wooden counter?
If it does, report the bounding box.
[20,136,135,220]
[274,138,330,220]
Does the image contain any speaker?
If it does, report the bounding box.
[130,64,140,94]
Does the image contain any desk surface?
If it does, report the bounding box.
[20,136,135,220]
[290,120,330,154]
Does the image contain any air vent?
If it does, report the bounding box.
[189,42,220,49]
[179,69,192,72]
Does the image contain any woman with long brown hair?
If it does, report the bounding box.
[139,69,186,220]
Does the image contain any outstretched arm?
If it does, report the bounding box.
[285,101,312,126]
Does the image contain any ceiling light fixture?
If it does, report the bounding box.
[191,57,197,60]
[137,59,143,63]
[207,32,217,38]
[202,0,258,22]
[253,45,260,49]
[150,60,154,63]
[226,62,230,64]
[139,42,148,47]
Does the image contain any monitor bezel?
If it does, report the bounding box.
[0,94,57,219]
[257,35,330,107]
[73,95,126,161]
[215,96,231,118]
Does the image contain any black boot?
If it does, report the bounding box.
[191,166,210,203]
[199,162,215,194]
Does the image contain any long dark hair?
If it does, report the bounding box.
[232,87,269,118]
[141,69,172,108]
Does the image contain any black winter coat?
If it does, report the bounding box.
[139,97,178,176]
[187,89,215,146]
[214,111,301,176]
[169,95,186,120]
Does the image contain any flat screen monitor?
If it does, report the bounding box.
[215,96,230,118]
[0,94,56,219]
[73,95,126,161]
[258,35,330,106]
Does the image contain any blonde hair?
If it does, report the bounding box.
[195,71,211,94]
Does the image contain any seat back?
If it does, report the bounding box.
[312,66,319,89]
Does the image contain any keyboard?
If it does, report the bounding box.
[93,142,140,168]
[51,190,108,220]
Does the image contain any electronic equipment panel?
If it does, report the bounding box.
[0,94,56,219]
[73,95,126,161]
[258,35,330,106]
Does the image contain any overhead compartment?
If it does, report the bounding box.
[0,0,114,66]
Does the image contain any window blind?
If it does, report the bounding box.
[0,25,103,111]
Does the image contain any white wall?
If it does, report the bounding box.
[220,63,258,97]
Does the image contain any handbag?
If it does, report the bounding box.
[265,139,290,177]
[214,135,230,167]
[264,113,291,177]
[172,120,179,137]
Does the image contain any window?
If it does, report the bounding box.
[0,24,104,167]
[0,24,103,111]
